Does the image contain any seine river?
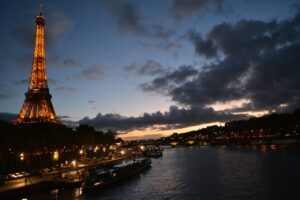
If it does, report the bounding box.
[27,145,300,200]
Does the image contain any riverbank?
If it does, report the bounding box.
[0,156,128,199]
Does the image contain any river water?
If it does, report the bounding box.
[27,145,300,200]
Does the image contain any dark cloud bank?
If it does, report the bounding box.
[80,10,300,132]
[144,10,300,112]
[79,106,244,132]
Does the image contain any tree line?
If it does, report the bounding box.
[159,108,300,144]
[0,122,118,154]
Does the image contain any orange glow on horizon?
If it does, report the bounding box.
[118,122,224,140]
[208,99,251,111]
[117,106,271,140]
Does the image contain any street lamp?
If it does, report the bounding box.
[53,151,59,161]
[120,150,125,155]
[20,152,25,161]
[94,146,99,153]
[71,160,77,167]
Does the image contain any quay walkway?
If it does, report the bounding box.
[0,156,128,199]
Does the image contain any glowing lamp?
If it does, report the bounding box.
[79,149,84,155]
[53,151,59,161]
[71,160,77,167]
[20,153,25,161]
[120,150,125,155]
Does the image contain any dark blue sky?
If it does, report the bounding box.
[0,0,299,139]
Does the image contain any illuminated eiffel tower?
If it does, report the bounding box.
[14,9,61,125]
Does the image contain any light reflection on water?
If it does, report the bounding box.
[261,144,268,153]
[27,145,300,200]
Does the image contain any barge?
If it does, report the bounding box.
[82,157,151,191]
[143,146,163,158]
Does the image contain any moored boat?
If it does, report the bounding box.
[82,157,151,191]
[143,146,163,158]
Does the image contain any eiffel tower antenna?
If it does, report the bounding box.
[40,3,43,15]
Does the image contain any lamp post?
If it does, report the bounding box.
[53,151,59,163]
[20,153,25,161]
[79,148,87,163]
[120,150,125,156]
[19,152,25,171]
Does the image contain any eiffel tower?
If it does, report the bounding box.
[14,9,61,125]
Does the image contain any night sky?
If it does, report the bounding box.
[0,0,299,139]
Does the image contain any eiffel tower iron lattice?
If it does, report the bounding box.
[13,11,61,125]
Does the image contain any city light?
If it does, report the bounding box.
[20,153,24,161]
[109,145,116,150]
[120,150,125,155]
[170,142,178,147]
[140,145,145,150]
[94,146,99,153]
[79,149,84,155]
[53,151,59,161]
[71,160,77,167]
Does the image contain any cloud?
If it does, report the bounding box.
[62,57,83,68]
[58,115,71,119]
[124,59,165,76]
[68,65,106,81]
[56,115,78,127]
[189,31,218,58]
[48,78,58,85]
[113,1,143,34]
[104,1,172,38]
[121,133,164,140]
[0,113,18,122]
[72,64,106,80]
[88,100,96,103]
[79,106,247,131]
[140,65,198,94]
[55,86,78,93]
[170,0,226,21]
[141,11,300,113]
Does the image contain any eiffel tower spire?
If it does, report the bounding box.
[13,9,61,125]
